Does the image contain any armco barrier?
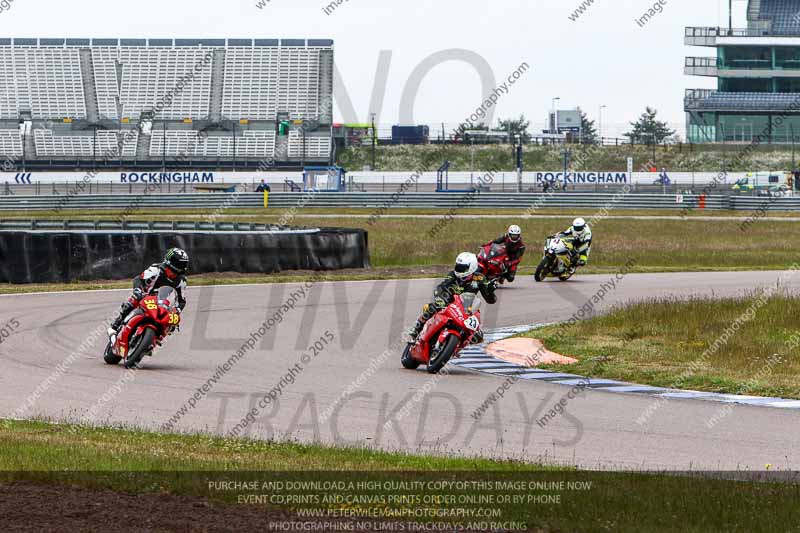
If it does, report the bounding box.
[730,196,800,211]
[0,192,735,210]
[0,227,370,284]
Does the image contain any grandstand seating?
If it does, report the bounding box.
[148,130,277,158]
[222,48,280,120]
[0,129,22,157]
[117,48,213,120]
[222,46,327,120]
[758,0,800,35]
[34,129,138,158]
[0,38,334,163]
[690,91,800,111]
[0,48,86,119]
[91,48,122,120]
[288,130,332,159]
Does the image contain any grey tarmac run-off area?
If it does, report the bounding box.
[1,271,799,470]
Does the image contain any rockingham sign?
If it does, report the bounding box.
[0,170,774,187]
[119,171,214,184]
[534,172,629,184]
[0,171,271,185]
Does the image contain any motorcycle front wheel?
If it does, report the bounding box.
[124,328,156,369]
[427,335,459,374]
[103,339,122,365]
[534,257,550,282]
[401,343,421,369]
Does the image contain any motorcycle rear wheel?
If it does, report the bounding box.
[534,257,550,282]
[427,335,459,374]
[401,343,421,369]
[124,328,156,369]
[103,339,122,365]
[559,266,577,281]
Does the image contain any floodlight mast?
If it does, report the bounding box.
[729,0,733,36]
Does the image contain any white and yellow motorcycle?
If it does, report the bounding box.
[534,236,577,282]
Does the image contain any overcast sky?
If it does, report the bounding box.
[2,0,749,138]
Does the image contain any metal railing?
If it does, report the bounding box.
[0,192,738,211]
[0,219,313,232]
[685,57,718,68]
[685,88,715,104]
[685,26,780,38]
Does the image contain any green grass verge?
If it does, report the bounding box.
[2,212,798,294]
[527,293,800,399]
[3,211,798,270]
[337,143,800,173]
[1,419,799,533]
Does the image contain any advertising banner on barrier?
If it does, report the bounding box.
[0,170,781,186]
[0,171,304,185]
[533,172,629,184]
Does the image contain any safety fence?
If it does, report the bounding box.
[0,192,759,211]
[0,225,370,283]
[730,196,800,211]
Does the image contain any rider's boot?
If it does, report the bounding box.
[409,318,426,341]
[108,301,135,338]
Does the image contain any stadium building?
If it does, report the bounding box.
[685,0,800,143]
[0,38,334,170]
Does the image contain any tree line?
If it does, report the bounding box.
[472,107,676,145]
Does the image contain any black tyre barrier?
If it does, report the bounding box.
[0,228,370,284]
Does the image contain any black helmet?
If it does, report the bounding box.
[163,248,189,275]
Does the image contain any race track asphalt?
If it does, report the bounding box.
[1,270,798,470]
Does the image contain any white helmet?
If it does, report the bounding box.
[507,224,522,243]
[454,252,479,280]
[572,218,587,238]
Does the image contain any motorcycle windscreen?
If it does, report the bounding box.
[549,239,568,253]
[156,286,177,309]
[461,293,481,314]
[489,243,506,259]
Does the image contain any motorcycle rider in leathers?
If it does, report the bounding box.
[555,218,592,267]
[410,252,497,344]
[108,248,189,339]
[488,224,526,283]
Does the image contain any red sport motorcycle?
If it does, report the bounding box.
[477,242,519,284]
[104,286,181,369]
[402,293,482,374]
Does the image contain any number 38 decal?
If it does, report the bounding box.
[145,301,158,310]
[168,313,181,326]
